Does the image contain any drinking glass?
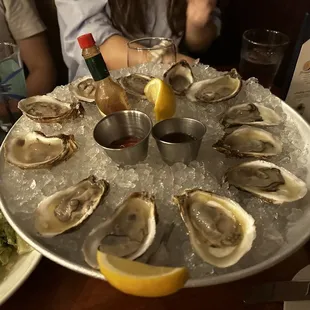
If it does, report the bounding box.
[239,29,289,88]
[127,37,176,67]
[0,42,26,129]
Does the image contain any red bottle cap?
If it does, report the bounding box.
[77,33,96,49]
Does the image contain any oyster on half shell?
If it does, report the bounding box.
[117,73,153,98]
[35,176,109,237]
[186,69,242,103]
[213,126,282,158]
[70,76,96,103]
[222,103,282,127]
[82,192,156,269]
[224,160,308,204]
[163,60,194,95]
[174,189,256,268]
[18,95,84,123]
[4,131,78,169]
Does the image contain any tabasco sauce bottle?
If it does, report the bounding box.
[77,33,129,115]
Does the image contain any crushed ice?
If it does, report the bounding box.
[0,63,309,280]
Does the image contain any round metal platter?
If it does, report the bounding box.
[1,67,310,288]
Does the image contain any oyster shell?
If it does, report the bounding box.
[224,160,308,204]
[18,95,84,123]
[4,131,78,169]
[174,189,256,268]
[82,192,156,269]
[222,103,282,127]
[71,76,96,103]
[163,60,194,95]
[35,176,109,237]
[186,69,241,103]
[117,73,153,98]
[213,126,282,158]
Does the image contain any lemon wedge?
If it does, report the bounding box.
[97,252,189,297]
[144,78,176,121]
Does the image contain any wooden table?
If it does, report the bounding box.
[2,242,310,310]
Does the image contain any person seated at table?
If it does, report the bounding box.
[55,0,222,81]
[0,0,56,97]
[0,0,56,142]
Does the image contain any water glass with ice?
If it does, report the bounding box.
[127,37,176,67]
[239,29,289,89]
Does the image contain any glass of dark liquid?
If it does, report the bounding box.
[239,29,289,89]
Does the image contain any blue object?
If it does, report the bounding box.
[0,58,27,101]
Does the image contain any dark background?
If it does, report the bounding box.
[34,0,310,91]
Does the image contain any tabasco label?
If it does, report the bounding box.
[286,39,310,121]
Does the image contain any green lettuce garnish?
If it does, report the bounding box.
[0,211,32,267]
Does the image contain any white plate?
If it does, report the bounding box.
[284,264,310,310]
[0,250,41,306]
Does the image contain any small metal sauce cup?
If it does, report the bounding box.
[93,110,153,165]
[152,118,206,165]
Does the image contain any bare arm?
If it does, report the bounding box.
[185,22,218,52]
[100,35,195,71]
[18,32,56,96]
[185,0,219,52]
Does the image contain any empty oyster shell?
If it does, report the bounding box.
[70,76,96,103]
[174,189,256,268]
[117,73,153,98]
[82,192,156,269]
[213,126,282,158]
[163,60,194,95]
[186,69,241,103]
[35,176,109,237]
[18,95,84,123]
[224,160,308,204]
[222,103,282,127]
[4,131,78,169]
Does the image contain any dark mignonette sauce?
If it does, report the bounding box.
[160,132,196,143]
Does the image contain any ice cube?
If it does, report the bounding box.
[30,180,36,190]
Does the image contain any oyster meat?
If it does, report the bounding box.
[83,192,156,269]
[163,60,194,95]
[71,77,96,103]
[4,131,78,169]
[213,126,282,158]
[118,73,153,98]
[186,69,241,103]
[174,189,256,268]
[35,176,109,237]
[225,160,308,204]
[18,95,84,123]
[222,103,282,127]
